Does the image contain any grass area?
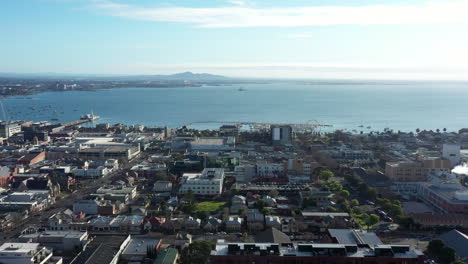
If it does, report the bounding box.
[194,201,226,213]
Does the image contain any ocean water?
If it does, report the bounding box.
[2,81,468,132]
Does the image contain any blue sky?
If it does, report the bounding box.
[1,0,468,79]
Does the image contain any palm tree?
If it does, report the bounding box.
[443,128,447,132]
[416,128,420,133]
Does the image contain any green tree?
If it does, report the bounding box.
[340,190,350,199]
[350,199,359,207]
[366,214,380,229]
[320,169,334,181]
[180,241,213,264]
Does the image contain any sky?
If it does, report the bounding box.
[1,0,468,79]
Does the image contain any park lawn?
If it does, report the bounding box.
[194,201,227,213]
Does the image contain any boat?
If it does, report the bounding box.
[80,111,100,121]
[238,87,246,91]
[51,118,59,121]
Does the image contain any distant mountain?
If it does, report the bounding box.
[0,71,228,81]
[133,72,227,81]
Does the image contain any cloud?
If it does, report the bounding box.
[227,0,247,6]
[287,33,313,39]
[87,0,468,28]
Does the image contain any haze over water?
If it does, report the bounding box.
[3,81,468,132]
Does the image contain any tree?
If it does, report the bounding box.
[438,246,455,264]
[350,199,359,207]
[320,169,334,182]
[428,240,456,264]
[443,128,447,132]
[338,190,350,200]
[268,189,279,198]
[416,128,420,133]
[180,241,213,264]
[366,214,380,229]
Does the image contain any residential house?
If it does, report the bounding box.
[226,216,243,232]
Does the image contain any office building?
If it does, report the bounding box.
[179,168,224,196]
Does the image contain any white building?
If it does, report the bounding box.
[0,122,22,139]
[178,168,224,196]
[256,163,284,178]
[96,184,137,199]
[72,166,110,178]
[0,243,61,264]
[442,144,461,167]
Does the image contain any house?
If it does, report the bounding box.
[153,180,173,193]
[161,218,184,233]
[174,232,192,249]
[144,217,166,231]
[226,216,243,232]
[265,216,282,229]
[185,216,201,230]
[48,209,87,231]
[204,217,222,232]
[230,195,247,214]
[247,209,265,231]
[262,196,277,207]
[0,166,12,187]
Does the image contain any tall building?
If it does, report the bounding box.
[442,144,461,167]
[0,121,21,138]
[271,125,292,145]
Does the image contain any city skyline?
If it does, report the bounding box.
[1,0,468,80]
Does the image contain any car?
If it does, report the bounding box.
[366,200,375,205]
[383,216,393,222]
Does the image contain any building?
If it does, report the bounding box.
[256,163,285,178]
[416,172,468,214]
[178,168,224,196]
[189,137,234,152]
[17,152,46,166]
[327,229,383,246]
[70,235,130,264]
[120,238,161,262]
[96,184,137,200]
[443,144,461,167]
[385,161,427,181]
[0,242,61,264]
[78,145,140,161]
[73,200,99,215]
[153,181,173,193]
[18,230,88,253]
[226,216,243,232]
[210,241,424,264]
[154,248,179,264]
[72,166,110,178]
[271,125,292,145]
[0,121,21,138]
